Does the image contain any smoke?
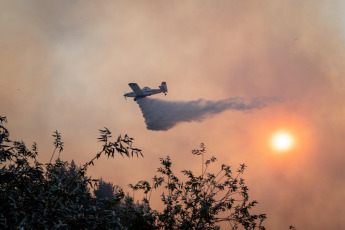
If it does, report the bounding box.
[137,97,279,131]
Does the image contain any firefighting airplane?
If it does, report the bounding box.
[124,82,167,101]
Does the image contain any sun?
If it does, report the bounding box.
[271,131,294,152]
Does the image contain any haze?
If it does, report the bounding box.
[1,1,345,229]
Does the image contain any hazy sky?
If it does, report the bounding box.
[1,1,345,228]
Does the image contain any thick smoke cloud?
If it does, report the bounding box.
[2,1,345,228]
[137,97,278,131]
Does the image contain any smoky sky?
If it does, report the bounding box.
[136,97,279,131]
[1,1,345,229]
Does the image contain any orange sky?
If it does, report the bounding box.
[1,0,345,228]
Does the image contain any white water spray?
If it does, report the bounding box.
[136,97,279,131]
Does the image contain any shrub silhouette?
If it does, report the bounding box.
[0,115,271,229]
[130,143,266,229]
[0,116,147,229]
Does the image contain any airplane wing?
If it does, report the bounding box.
[128,83,144,96]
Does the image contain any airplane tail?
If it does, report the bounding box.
[159,82,168,93]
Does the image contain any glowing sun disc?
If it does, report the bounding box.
[271,131,294,152]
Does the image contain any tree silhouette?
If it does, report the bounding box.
[0,115,296,229]
[94,178,116,199]
[131,143,267,229]
[0,115,143,229]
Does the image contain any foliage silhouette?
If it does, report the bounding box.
[94,178,116,200]
[0,115,296,229]
[130,143,266,229]
[0,116,147,229]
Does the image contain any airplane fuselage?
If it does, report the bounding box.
[124,82,167,101]
[124,89,164,98]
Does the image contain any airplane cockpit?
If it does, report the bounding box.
[143,87,151,90]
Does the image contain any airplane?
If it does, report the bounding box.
[124,82,167,101]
